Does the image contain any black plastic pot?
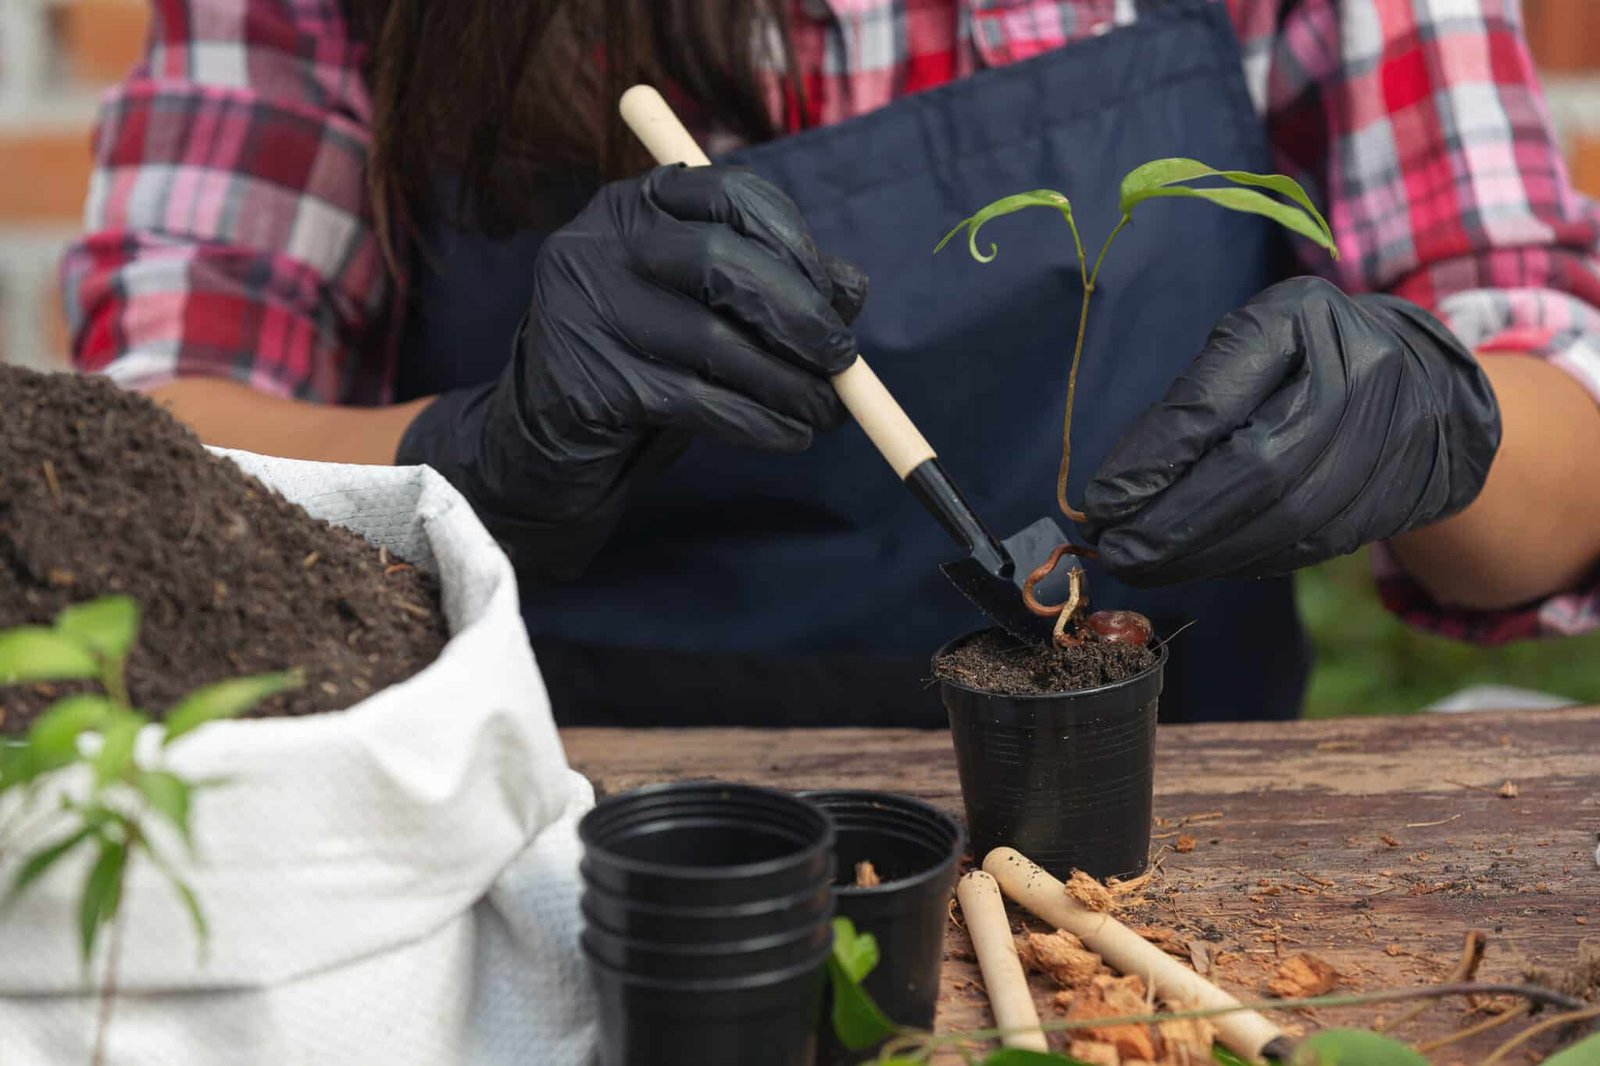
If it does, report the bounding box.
[580,917,832,980]
[580,879,833,945]
[579,781,835,907]
[801,790,965,1065]
[587,946,831,1066]
[936,631,1166,881]
[579,782,838,1066]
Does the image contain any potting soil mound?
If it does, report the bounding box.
[0,367,449,736]
[934,628,1155,696]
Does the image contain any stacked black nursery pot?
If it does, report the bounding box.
[578,782,837,1065]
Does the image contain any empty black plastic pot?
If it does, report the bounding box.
[586,945,831,1066]
[580,916,833,980]
[580,879,833,945]
[579,781,835,907]
[801,790,965,1065]
[936,631,1166,881]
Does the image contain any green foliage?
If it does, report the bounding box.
[164,671,303,745]
[0,596,300,967]
[1288,1029,1430,1065]
[939,157,1337,523]
[55,597,139,664]
[1118,159,1337,256]
[827,917,898,1051]
[1297,550,1600,717]
[936,190,1076,263]
[0,629,98,685]
[1544,1032,1600,1065]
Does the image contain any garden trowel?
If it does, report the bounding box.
[621,86,1075,645]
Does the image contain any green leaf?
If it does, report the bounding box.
[0,742,25,789]
[0,628,98,685]
[138,771,193,849]
[144,842,209,953]
[163,670,303,744]
[832,916,880,984]
[827,917,897,1051]
[1212,1045,1253,1066]
[1134,186,1337,257]
[54,597,140,663]
[936,190,1075,263]
[1288,1030,1430,1066]
[1118,159,1337,258]
[91,710,147,787]
[26,694,117,774]
[1545,1033,1600,1065]
[78,834,127,962]
[4,825,95,907]
[827,954,898,1051]
[985,1050,1097,1065]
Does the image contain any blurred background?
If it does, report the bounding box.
[2,1,1598,717]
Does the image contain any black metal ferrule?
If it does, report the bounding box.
[904,459,1013,579]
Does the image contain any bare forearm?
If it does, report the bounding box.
[1390,354,1600,610]
[147,378,432,466]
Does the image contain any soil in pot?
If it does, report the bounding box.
[0,367,448,735]
[933,627,1155,696]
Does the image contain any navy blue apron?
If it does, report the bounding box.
[396,0,1310,727]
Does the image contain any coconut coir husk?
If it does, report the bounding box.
[0,367,447,734]
[933,628,1156,696]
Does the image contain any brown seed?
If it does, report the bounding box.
[1174,834,1196,853]
[1498,781,1519,798]
[1380,834,1400,848]
[1085,609,1153,646]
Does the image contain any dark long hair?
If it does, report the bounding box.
[347,0,800,268]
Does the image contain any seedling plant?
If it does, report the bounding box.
[0,596,301,1066]
[936,160,1339,647]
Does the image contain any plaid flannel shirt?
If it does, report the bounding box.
[63,0,1600,643]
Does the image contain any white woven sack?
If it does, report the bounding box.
[0,451,597,1066]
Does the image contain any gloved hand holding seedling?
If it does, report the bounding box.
[940,158,1498,644]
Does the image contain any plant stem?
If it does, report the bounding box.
[1481,1003,1600,1066]
[90,871,129,1066]
[1377,930,1485,1034]
[101,657,129,714]
[1055,216,1129,525]
[1414,1004,1526,1056]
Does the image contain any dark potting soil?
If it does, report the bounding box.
[0,367,449,736]
[933,628,1156,696]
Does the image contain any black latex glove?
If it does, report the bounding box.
[1081,276,1501,586]
[397,165,867,581]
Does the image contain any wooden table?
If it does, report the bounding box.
[564,708,1600,1062]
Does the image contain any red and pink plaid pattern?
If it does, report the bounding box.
[61,0,1600,644]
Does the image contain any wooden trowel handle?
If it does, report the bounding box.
[620,85,938,480]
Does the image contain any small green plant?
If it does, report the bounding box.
[0,596,301,1066]
[937,160,1339,639]
[828,918,1600,1065]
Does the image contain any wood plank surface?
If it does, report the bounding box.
[563,708,1600,1062]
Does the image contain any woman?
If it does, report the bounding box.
[65,0,1600,726]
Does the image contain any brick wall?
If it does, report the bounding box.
[1,1,1598,370]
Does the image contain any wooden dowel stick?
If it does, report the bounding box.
[983,848,1287,1063]
[956,870,1049,1051]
